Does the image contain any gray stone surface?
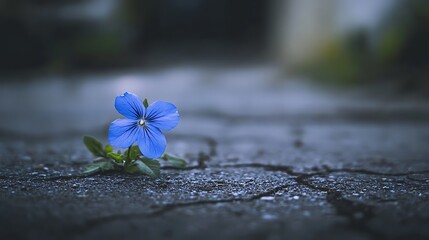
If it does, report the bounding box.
[1,66,429,240]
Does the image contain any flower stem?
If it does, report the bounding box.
[127,146,131,161]
[124,146,132,170]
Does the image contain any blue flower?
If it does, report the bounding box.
[108,92,179,158]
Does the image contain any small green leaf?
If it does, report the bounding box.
[107,152,123,163]
[162,153,187,169]
[82,161,113,175]
[83,163,101,175]
[101,161,114,170]
[143,98,149,108]
[140,158,161,177]
[104,144,113,154]
[83,136,105,157]
[126,158,160,177]
[125,145,140,160]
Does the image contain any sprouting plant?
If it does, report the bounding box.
[82,92,186,177]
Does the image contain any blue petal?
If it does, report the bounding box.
[145,101,180,131]
[115,92,145,120]
[108,119,140,148]
[138,125,166,158]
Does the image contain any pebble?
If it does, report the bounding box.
[260,196,275,201]
[20,155,32,161]
[262,214,277,220]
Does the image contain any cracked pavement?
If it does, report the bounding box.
[1,66,429,239]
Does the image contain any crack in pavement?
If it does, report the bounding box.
[58,164,429,239]
[4,162,427,181]
[217,163,429,177]
[2,162,428,239]
[295,173,382,240]
[65,183,291,238]
[220,163,429,239]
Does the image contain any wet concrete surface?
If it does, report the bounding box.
[1,66,429,239]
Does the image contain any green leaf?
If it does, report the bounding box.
[162,153,187,169]
[83,136,105,157]
[82,161,113,175]
[125,145,140,160]
[139,158,161,177]
[126,158,160,177]
[143,98,149,108]
[104,144,113,154]
[107,152,123,163]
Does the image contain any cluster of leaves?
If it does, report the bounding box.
[82,136,186,177]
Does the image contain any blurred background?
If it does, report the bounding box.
[0,0,428,137]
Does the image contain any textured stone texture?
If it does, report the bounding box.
[1,66,429,240]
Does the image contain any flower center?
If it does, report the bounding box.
[138,119,146,126]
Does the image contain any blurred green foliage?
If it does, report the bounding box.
[299,31,369,86]
[293,1,429,89]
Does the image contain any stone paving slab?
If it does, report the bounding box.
[1,67,429,239]
[1,128,428,240]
